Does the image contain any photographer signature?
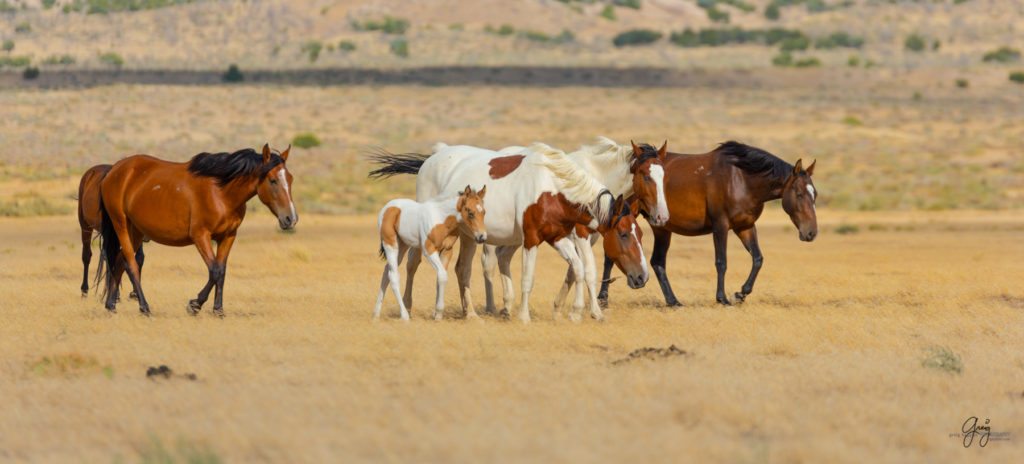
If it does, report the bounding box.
[961,416,991,448]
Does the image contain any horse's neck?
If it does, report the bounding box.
[426,196,461,230]
[570,149,632,196]
[746,171,787,202]
[218,175,260,209]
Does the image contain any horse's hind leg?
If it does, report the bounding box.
[495,245,518,317]
[733,226,763,304]
[128,245,145,300]
[402,247,422,310]
[209,233,237,317]
[375,243,408,320]
[80,228,92,296]
[551,237,586,322]
[187,232,218,316]
[424,249,448,321]
[597,255,614,308]
[110,218,150,314]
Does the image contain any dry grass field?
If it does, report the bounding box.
[1,210,1023,463]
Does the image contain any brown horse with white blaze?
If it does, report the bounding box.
[98,144,297,316]
[599,141,818,307]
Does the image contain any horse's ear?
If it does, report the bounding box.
[613,194,625,214]
[463,185,472,196]
[261,144,272,163]
[280,144,291,162]
[631,140,642,156]
[478,185,486,198]
[806,159,815,176]
[658,140,667,160]
[793,158,803,175]
[629,197,641,217]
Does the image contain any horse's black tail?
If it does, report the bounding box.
[367,149,430,179]
[95,199,121,302]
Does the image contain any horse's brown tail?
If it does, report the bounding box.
[95,199,120,302]
[378,242,386,260]
[366,149,429,179]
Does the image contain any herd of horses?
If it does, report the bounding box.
[78,137,818,321]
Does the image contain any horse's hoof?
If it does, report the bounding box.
[212,308,225,318]
[733,292,747,304]
[597,298,608,309]
[568,312,582,323]
[497,309,510,319]
[139,307,151,316]
[129,291,139,301]
[186,300,201,316]
[106,307,117,314]
[665,300,683,308]
[717,298,733,306]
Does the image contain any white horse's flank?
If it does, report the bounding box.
[405,143,615,323]
[374,187,486,321]
[485,137,666,317]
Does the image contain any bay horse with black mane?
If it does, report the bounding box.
[599,141,818,307]
[78,164,144,299]
[98,144,297,316]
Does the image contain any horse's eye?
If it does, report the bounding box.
[620,232,629,239]
[469,212,474,218]
[643,175,652,181]
[269,178,277,185]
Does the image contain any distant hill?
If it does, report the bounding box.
[0,0,1021,71]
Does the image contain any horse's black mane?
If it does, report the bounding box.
[187,148,284,185]
[630,143,660,168]
[717,141,793,180]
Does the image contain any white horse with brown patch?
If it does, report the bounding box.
[373,186,487,321]
[369,143,619,323]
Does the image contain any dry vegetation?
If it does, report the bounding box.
[1,210,1023,462]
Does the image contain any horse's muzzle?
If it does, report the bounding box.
[627,272,648,289]
[279,214,298,230]
[474,233,487,244]
[799,229,817,242]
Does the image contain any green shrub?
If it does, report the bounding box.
[982,46,1021,63]
[390,37,409,57]
[15,22,31,33]
[764,3,780,19]
[338,40,356,52]
[794,56,821,67]
[42,0,56,8]
[291,133,321,149]
[815,31,863,49]
[98,52,124,68]
[705,6,729,23]
[2,40,12,52]
[613,0,641,9]
[600,5,616,20]
[352,16,409,34]
[847,55,860,67]
[805,0,827,12]
[612,29,662,47]
[0,55,31,67]
[222,64,243,83]
[554,29,575,43]
[1010,71,1024,84]
[61,0,195,15]
[779,35,810,51]
[841,115,862,126]
[904,33,925,52]
[955,78,968,88]
[771,52,792,67]
[448,23,463,31]
[721,0,755,12]
[522,30,551,42]
[22,66,39,80]
[301,40,322,62]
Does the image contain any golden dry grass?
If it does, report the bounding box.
[1,210,1023,462]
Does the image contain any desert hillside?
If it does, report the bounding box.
[0,0,1022,70]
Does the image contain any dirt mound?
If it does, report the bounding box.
[612,345,688,365]
[146,365,197,381]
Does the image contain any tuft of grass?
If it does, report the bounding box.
[793,56,821,67]
[98,52,124,68]
[600,5,616,20]
[904,33,926,52]
[15,22,31,33]
[351,16,409,34]
[847,55,859,67]
[921,346,962,374]
[338,40,356,52]
[390,37,409,57]
[841,115,862,126]
[301,41,322,63]
[955,78,968,88]
[2,39,13,52]
[137,436,223,464]
[291,133,322,149]
[1009,71,1024,84]
[835,224,859,235]
[26,353,112,377]
[982,46,1021,63]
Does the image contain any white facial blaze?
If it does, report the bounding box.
[631,223,648,277]
[278,169,296,219]
[649,165,668,220]
[806,184,816,211]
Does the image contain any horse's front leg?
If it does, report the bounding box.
[550,238,586,322]
[517,246,538,323]
[576,233,603,320]
[496,245,519,317]
[187,232,218,316]
[712,225,731,305]
[209,233,238,318]
[455,234,480,319]
[128,245,145,300]
[424,249,449,321]
[374,244,408,320]
[650,227,682,307]
[733,226,763,304]
[480,244,499,315]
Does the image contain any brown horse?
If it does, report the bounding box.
[599,141,817,306]
[98,144,297,316]
[78,164,144,298]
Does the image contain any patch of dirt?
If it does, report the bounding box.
[145,365,197,381]
[611,345,688,365]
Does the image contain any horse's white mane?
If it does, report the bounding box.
[525,142,612,225]
[571,136,633,164]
